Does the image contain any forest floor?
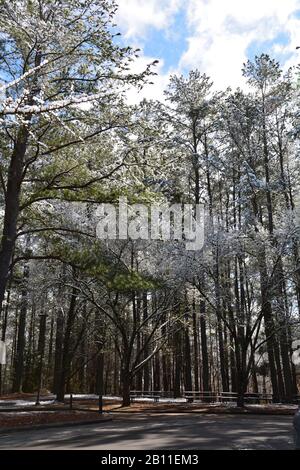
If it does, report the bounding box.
[106,402,299,415]
[0,410,109,429]
[0,392,298,430]
[100,401,298,417]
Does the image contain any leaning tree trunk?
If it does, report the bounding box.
[0,126,30,313]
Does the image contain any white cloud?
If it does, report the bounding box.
[186,0,298,30]
[116,0,182,39]
[180,0,300,89]
[116,0,300,98]
[116,0,182,103]
[181,30,251,89]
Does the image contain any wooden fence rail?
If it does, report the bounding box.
[129,390,300,404]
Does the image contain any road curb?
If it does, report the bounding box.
[0,415,113,434]
[109,409,295,416]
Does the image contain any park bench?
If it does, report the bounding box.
[243,393,260,404]
[218,392,273,404]
[218,392,238,403]
[145,395,160,402]
[184,391,274,404]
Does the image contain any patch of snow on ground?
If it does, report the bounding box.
[65,394,99,399]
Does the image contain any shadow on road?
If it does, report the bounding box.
[0,413,295,450]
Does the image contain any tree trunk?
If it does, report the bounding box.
[184,323,192,391]
[192,298,199,391]
[142,292,149,391]
[259,253,283,402]
[12,264,29,392]
[236,379,246,408]
[53,308,64,394]
[121,369,131,407]
[200,300,210,395]
[0,279,12,393]
[135,293,143,390]
[56,287,77,402]
[35,313,47,404]
[23,303,36,392]
[96,352,104,396]
[153,352,161,391]
[173,326,182,398]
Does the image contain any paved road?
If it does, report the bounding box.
[0,413,295,450]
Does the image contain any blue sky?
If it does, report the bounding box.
[115,0,300,101]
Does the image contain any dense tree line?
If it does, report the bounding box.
[0,1,300,407]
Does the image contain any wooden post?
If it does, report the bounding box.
[97,353,104,414]
[98,394,103,414]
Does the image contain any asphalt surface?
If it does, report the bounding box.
[0,413,295,450]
